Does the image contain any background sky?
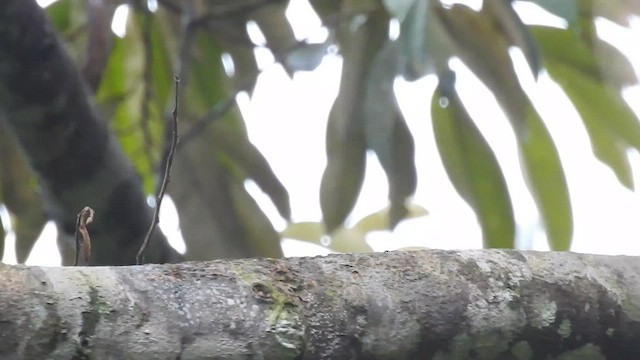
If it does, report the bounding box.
[3,0,640,265]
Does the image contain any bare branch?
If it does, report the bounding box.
[137,76,180,264]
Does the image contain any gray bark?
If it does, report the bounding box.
[0,249,639,359]
[0,0,182,265]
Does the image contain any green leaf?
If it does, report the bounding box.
[544,60,635,188]
[391,0,457,80]
[531,26,637,89]
[532,26,639,188]
[320,11,388,232]
[434,4,523,126]
[281,222,325,243]
[524,0,578,24]
[352,203,428,234]
[431,78,515,248]
[520,105,573,250]
[593,39,639,88]
[436,5,573,250]
[364,41,417,229]
[321,117,367,233]
[483,0,540,75]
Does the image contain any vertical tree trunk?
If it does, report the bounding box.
[0,0,182,265]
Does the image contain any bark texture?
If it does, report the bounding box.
[0,249,639,359]
[0,0,182,265]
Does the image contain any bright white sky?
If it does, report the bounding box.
[4,0,640,265]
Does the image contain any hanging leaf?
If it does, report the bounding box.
[393,0,456,81]
[531,26,637,90]
[321,115,367,233]
[484,0,540,76]
[320,9,388,232]
[431,76,515,248]
[435,4,573,250]
[532,26,639,188]
[398,0,433,79]
[363,41,417,229]
[519,105,573,251]
[593,40,638,89]
[433,4,524,129]
[544,60,635,188]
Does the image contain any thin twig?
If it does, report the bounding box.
[177,89,240,148]
[136,76,180,265]
[74,207,95,266]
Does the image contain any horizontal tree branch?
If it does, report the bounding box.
[1,249,639,359]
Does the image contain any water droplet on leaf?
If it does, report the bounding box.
[320,235,331,246]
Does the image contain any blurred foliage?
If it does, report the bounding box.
[1,0,639,261]
[282,204,428,253]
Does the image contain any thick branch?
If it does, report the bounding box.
[0,0,182,264]
[1,250,640,359]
